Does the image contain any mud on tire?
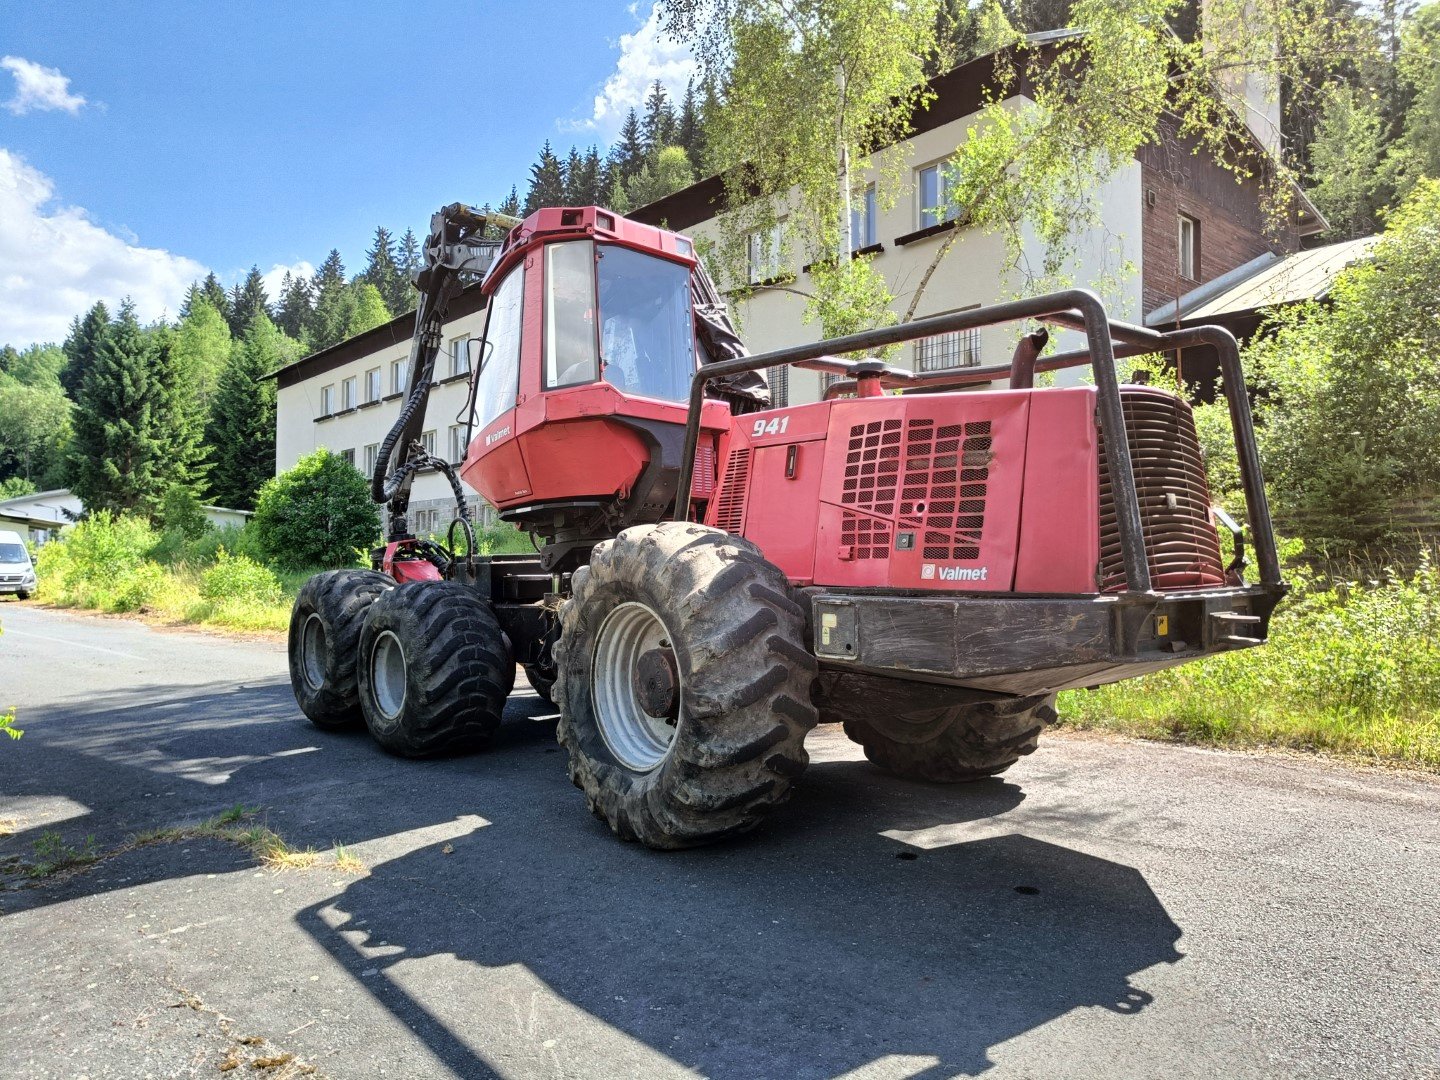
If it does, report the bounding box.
[357,581,511,758]
[843,693,1058,783]
[554,522,819,850]
[288,569,395,730]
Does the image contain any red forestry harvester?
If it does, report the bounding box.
[288,203,1284,848]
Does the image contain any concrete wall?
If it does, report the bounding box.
[274,306,494,534]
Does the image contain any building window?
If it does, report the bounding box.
[747,223,784,284]
[422,429,436,457]
[767,365,790,408]
[850,184,878,250]
[449,424,468,463]
[915,327,981,372]
[319,384,334,415]
[364,367,381,403]
[340,448,356,467]
[363,443,379,477]
[918,162,955,229]
[1178,213,1199,280]
[451,336,471,377]
[341,376,357,411]
[391,359,409,395]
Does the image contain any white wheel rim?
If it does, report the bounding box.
[592,602,679,772]
[301,613,327,690]
[370,630,408,721]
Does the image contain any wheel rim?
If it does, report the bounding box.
[592,602,680,772]
[370,630,408,721]
[300,613,327,690]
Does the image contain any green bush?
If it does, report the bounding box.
[150,521,266,567]
[159,485,209,540]
[199,548,283,605]
[251,450,379,571]
[107,561,169,612]
[35,512,158,604]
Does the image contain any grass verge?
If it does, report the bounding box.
[15,805,365,882]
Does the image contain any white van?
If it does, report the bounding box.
[0,530,36,600]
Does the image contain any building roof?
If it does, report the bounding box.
[1145,235,1377,327]
[0,508,60,531]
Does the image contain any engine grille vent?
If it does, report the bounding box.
[692,442,717,499]
[713,447,751,534]
[840,417,990,561]
[1098,389,1225,592]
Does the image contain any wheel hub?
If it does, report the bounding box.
[632,646,679,719]
[370,630,408,721]
[300,613,327,690]
[591,602,681,772]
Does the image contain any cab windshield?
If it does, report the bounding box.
[0,543,28,564]
[597,244,695,403]
[542,241,695,403]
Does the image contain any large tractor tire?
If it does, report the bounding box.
[356,581,512,758]
[523,663,556,704]
[843,693,1058,783]
[289,569,395,730]
[554,522,818,849]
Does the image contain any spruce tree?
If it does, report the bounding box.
[232,267,271,333]
[308,250,351,350]
[206,314,286,510]
[150,323,209,501]
[60,301,111,400]
[641,81,677,151]
[677,78,703,168]
[226,283,246,335]
[615,108,646,181]
[171,297,232,417]
[562,145,587,204]
[497,187,521,217]
[275,272,315,340]
[524,141,566,213]
[579,147,603,203]
[360,227,405,315]
[68,302,170,515]
[199,273,232,326]
[347,283,392,337]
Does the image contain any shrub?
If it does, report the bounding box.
[200,548,283,605]
[35,512,158,604]
[251,449,380,571]
[107,561,169,612]
[159,485,209,540]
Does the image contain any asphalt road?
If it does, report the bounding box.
[1,601,1437,1080]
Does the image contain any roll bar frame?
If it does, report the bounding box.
[673,288,1281,596]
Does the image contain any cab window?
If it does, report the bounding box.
[544,240,599,388]
[474,262,524,430]
[597,244,695,403]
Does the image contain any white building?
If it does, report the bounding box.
[629,51,1324,404]
[267,287,495,536]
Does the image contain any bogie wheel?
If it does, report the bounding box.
[843,694,1058,783]
[554,522,818,849]
[288,569,395,730]
[356,581,511,757]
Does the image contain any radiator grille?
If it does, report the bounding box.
[1098,389,1225,592]
[713,447,751,533]
[840,416,990,561]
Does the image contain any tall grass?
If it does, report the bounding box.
[1060,551,1440,769]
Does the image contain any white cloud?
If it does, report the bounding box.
[0,149,205,347]
[1,56,87,115]
[566,3,695,135]
[260,260,316,298]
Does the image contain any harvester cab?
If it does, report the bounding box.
[287,202,1285,850]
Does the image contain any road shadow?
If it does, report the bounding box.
[298,757,1183,1078]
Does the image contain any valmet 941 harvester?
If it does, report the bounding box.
[287,203,1284,849]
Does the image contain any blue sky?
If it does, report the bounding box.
[0,0,695,346]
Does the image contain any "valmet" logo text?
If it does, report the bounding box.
[922,563,989,582]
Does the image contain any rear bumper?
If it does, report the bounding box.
[798,584,1285,697]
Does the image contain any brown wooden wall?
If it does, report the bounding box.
[1137,125,1299,319]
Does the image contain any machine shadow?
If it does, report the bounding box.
[297,756,1183,1079]
[0,674,559,913]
